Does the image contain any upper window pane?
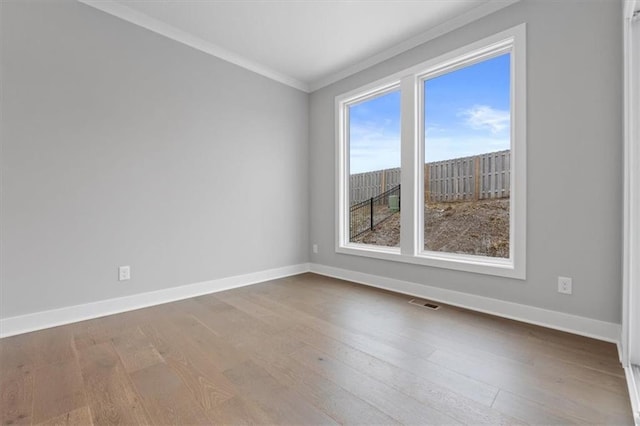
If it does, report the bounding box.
[423,53,511,258]
[348,90,401,247]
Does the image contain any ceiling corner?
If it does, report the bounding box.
[76,0,310,92]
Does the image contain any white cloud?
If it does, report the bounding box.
[461,105,510,134]
[349,121,401,173]
[425,125,446,136]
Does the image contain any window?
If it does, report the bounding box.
[422,53,511,258]
[348,88,401,248]
[337,25,526,279]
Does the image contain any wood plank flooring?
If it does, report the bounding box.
[0,273,634,425]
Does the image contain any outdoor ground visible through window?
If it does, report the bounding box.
[352,198,509,257]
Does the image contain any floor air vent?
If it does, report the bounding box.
[409,298,440,310]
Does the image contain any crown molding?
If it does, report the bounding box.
[77,0,310,92]
[77,0,519,94]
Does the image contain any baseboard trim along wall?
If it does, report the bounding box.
[1,262,622,345]
[624,365,640,425]
[0,263,311,338]
[309,263,622,344]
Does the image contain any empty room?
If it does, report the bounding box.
[2,0,640,424]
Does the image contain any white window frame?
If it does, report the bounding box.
[622,0,640,420]
[336,24,526,279]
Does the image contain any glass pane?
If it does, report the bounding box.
[348,90,401,247]
[424,53,511,258]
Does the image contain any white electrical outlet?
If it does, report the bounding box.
[119,265,131,281]
[312,244,318,254]
[558,276,572,294]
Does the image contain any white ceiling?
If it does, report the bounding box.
[80,0,518,92]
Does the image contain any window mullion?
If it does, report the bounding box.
[400,75,417,256]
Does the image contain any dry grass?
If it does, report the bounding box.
[351,198,510,258]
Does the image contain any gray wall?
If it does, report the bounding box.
[1,0,309,318]
[309,0,623,324]
[0,0,624,326]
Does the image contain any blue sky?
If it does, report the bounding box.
[349,53,511,174]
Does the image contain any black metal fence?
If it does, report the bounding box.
[349,184,401,241]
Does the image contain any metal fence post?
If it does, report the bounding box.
[370,197,374,231]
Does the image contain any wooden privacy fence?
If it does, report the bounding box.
[426,150,510,201]
[349,167,401,205]
[350,150,510,204]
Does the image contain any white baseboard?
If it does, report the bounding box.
[1,261,622,345]
[0,263,311,338]
[310,263,622,344]
[624,364,640,425]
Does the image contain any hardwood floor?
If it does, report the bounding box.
[1,273,634,425]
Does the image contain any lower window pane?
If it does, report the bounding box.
[349,90,401,247]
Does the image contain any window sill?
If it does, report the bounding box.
[336,243,525,279]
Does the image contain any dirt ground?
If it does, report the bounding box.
[352,198,510,258]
